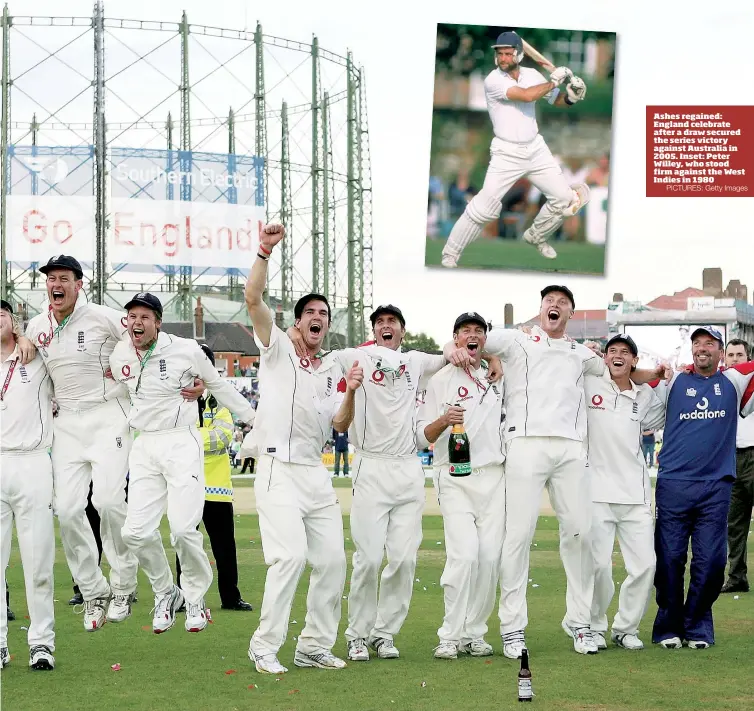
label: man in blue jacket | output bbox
[652,327,754,649]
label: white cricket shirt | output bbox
[585,370,666,505]
[334,345,445,457]
[737,413,754,448]
[416,362,505,469]
[25,293,128,411]
[484,325,606,442]
[484,66,551,144]
[110,331,255,433]
[0,345,53,452]
[249,324,345,466]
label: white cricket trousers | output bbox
[590,502,655,636]
[434,464,505,643]
[121,427,212,604]
[499,437,592,634]
[444,134,573,258]
[250,456,346,656]
[53,398,137,599]
[345,452,425,642]
[0,451,55,651]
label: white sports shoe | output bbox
[441,254,458,268]
[502,630,526,659]
[659,636,682,649]
[184,599,208,633]
[152,586,184,634]
[29,645,55,671]
[1,647,10,669]
[561,621,599,655]
[249,648,288,674]
[687,640,710,649]
[522,229,558,259]
[433,641,459,659]
[592,631,608,650]
[369,636,400,659]
[459,638,494,657]
[612,632,644,650]
[294,649,347,669]
[107,594,133,623]
[83,595,110,632]
[347,638,370,661]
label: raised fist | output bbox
[258,222,286,251]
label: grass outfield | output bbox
[425,238,606,275]
[3,516,753,711]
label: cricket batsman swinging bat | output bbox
[521,39,556,73]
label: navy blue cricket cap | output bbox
[606,333,638,357]
[453,311,489,333]
[0,299,13,314]
[370,304,405,328]
[39,255,83,280]
[124,292,163,319]
[690,326,724,346]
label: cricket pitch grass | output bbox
[3,516,753,711]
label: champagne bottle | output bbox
[448,423,471,476]
[518,648,532,702]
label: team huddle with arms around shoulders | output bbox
[2,226,754,675]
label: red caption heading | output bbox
[646,106,754,197]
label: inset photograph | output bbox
[426,24,616,274]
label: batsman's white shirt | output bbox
[737,408,754,447]
[110,332,256,430]
[250,324,344,464]
[484,325,605,442]
[585,371,666,505]
[417,363,505,468]
[484,66,553,144]
[334,345,445,456]
[25,294,128,411]
[1,346,53,451]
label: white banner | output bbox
[7,195,264,269]
[585,186,608,245]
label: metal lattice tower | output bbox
[1,7,372,343]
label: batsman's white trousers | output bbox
[345,452,425,642]
[0,451,55,651]
[434,464,505,643]
[121,427,212,604]
[250,456,346,656]
[590,502,655,636]
[53,398,137,599]
[499,436,592,634]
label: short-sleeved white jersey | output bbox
[416,362,505,469]
[0,345,53,452]
[110,331,255,433]
[249,325,345,466]
[585,370,666,505]
[484,325,606,442]
[26,293,128,411]
[484,66,550,144]
[333,345,445,457]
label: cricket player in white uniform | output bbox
[245,224,364,675]
[288,304,499,661]
[23,255,140,630]
[441,31,589,267]
[0,300,56,671]
[446,286,663,657]
[110,292,256,635]
[584,334,666,651]
[418,312,506,660]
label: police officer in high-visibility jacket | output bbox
[175,344,253,612]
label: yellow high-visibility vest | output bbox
[198,406,234,503]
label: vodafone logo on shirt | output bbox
[371,370,386,386]
[588,394,605,411]
[456,385,472,403]
[680,396,726,420]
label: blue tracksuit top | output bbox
[658,370,738,482]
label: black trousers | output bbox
[176,500,241,607]
[726,448,754,586]
[240,457,255,474]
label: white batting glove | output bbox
[549,66,573,86]
[566,76,587,102]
